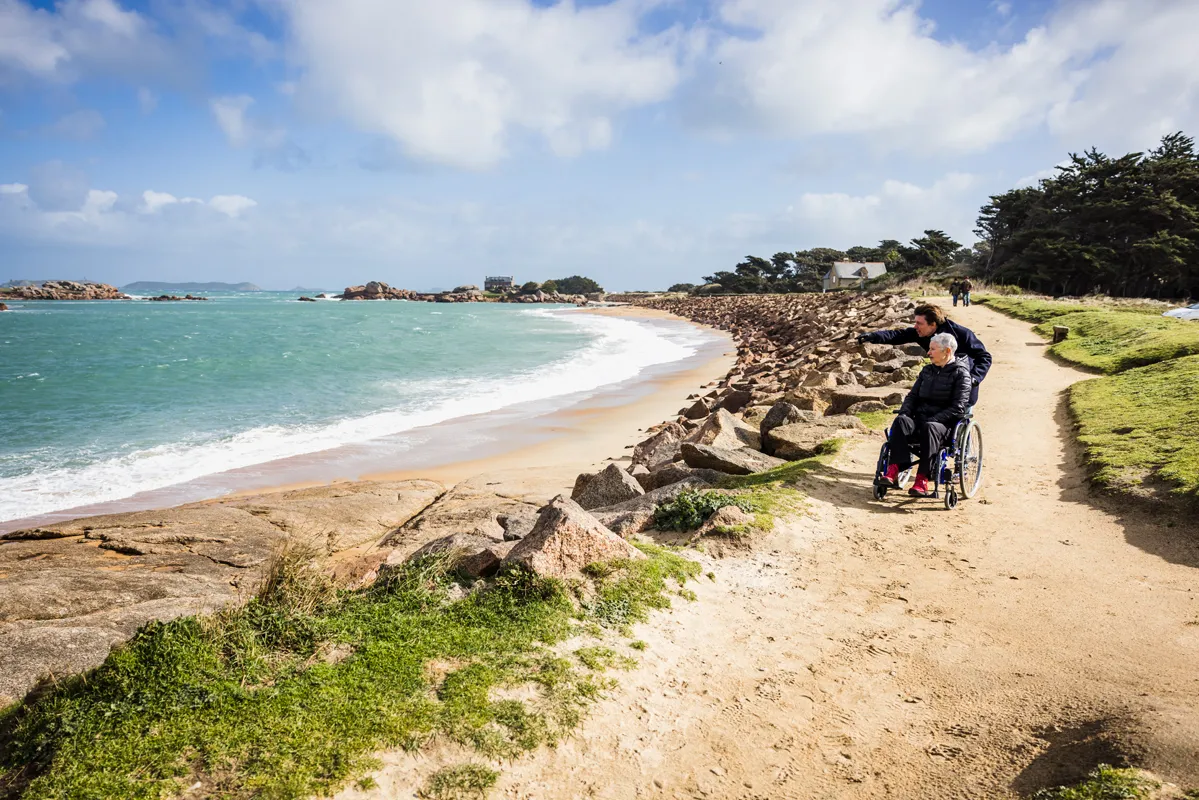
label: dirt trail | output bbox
[357,304,1199,799]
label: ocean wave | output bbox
[0,311,705,523]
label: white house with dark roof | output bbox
[822,262,887,292]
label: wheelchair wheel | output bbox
[873,484,887,501]
[944,488,958,510]
[957,421,984,498]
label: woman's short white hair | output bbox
[930,332,958,354]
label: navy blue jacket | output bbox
[863,319,992,405]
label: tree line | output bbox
[668,231,968,294]
[668,131,1199,301]
[976,131,1199,298]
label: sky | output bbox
[2,0,1198,292]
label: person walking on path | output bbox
[857,303,992,405]
[949,280,962,306]
[960,278,973,306]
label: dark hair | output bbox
[914,304,946,326]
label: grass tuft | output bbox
[419,763,498,800]
[652,489,760,532]
[1031,764,1156,799]
[0,545,698,799]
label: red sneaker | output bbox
[880,463,900,487]
[908,473,932,498]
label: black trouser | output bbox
[888,414,951,477]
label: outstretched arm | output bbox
[860,326,919,346]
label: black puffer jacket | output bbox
[899,356,972,424]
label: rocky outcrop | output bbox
[148,294,209,301]
[571,462,645,510]
[698,505,755,537]
[339,281,418,301]
[502,496,645,580]
[406,533,514,578]
[686,408,761,452]
[0,302,7,311]
[765,416,867,460]
[590,477,714,536]
[681,442,786,475]
[298,296,317,302]
[0,479,444,706]
[635,463,725,493]
[631,422,686,469]
[0,280,129,301]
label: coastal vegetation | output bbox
[0,546,698,798]
[977,132,1199,299]
[979,294,1199,503]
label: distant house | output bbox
[484,276,514,292]
[822,262,887,292]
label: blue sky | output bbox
[2,0,1197,291]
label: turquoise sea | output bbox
[0,293,715,525]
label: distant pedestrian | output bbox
[949,280,961,306]
[960,278,973,307]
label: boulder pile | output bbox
[573,291,926,508]
[0,281,129,301]
[148,294,208,302]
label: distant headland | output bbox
[122,281,262,292]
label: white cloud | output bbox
[140,189,178,213]
[0,0,175,83]
[208,194,257,217]
[697,0,1199,156]
[0,182,28,194]
[284,0,682,168]
[210,94,254,147]
[45,109,105,140]
[787,172,981,247]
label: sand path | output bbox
[482,302,1199,798]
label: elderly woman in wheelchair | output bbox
[873,332,984,509]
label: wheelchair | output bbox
[871,412,984,510]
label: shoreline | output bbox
[0,305,733,532]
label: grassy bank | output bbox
[0,546,699,799]
[978,293,1198,507]
[975,295,1165,324]
[1070,355,1199,500]
[1032,311,1199,373]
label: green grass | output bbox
[1032,764,1156,799]
[976,296,1163,324]
[0,547,699,799]
[419,763,499,800]
[1069,355,1199,500]
[1032,311,1199,373]
[853,408,900,431]
[651,489,760,532]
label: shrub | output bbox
[667,283,696,293]
[540,279,558,294]
[548,275,603,294]
[652,489,757,531]
[519,281,541,294]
